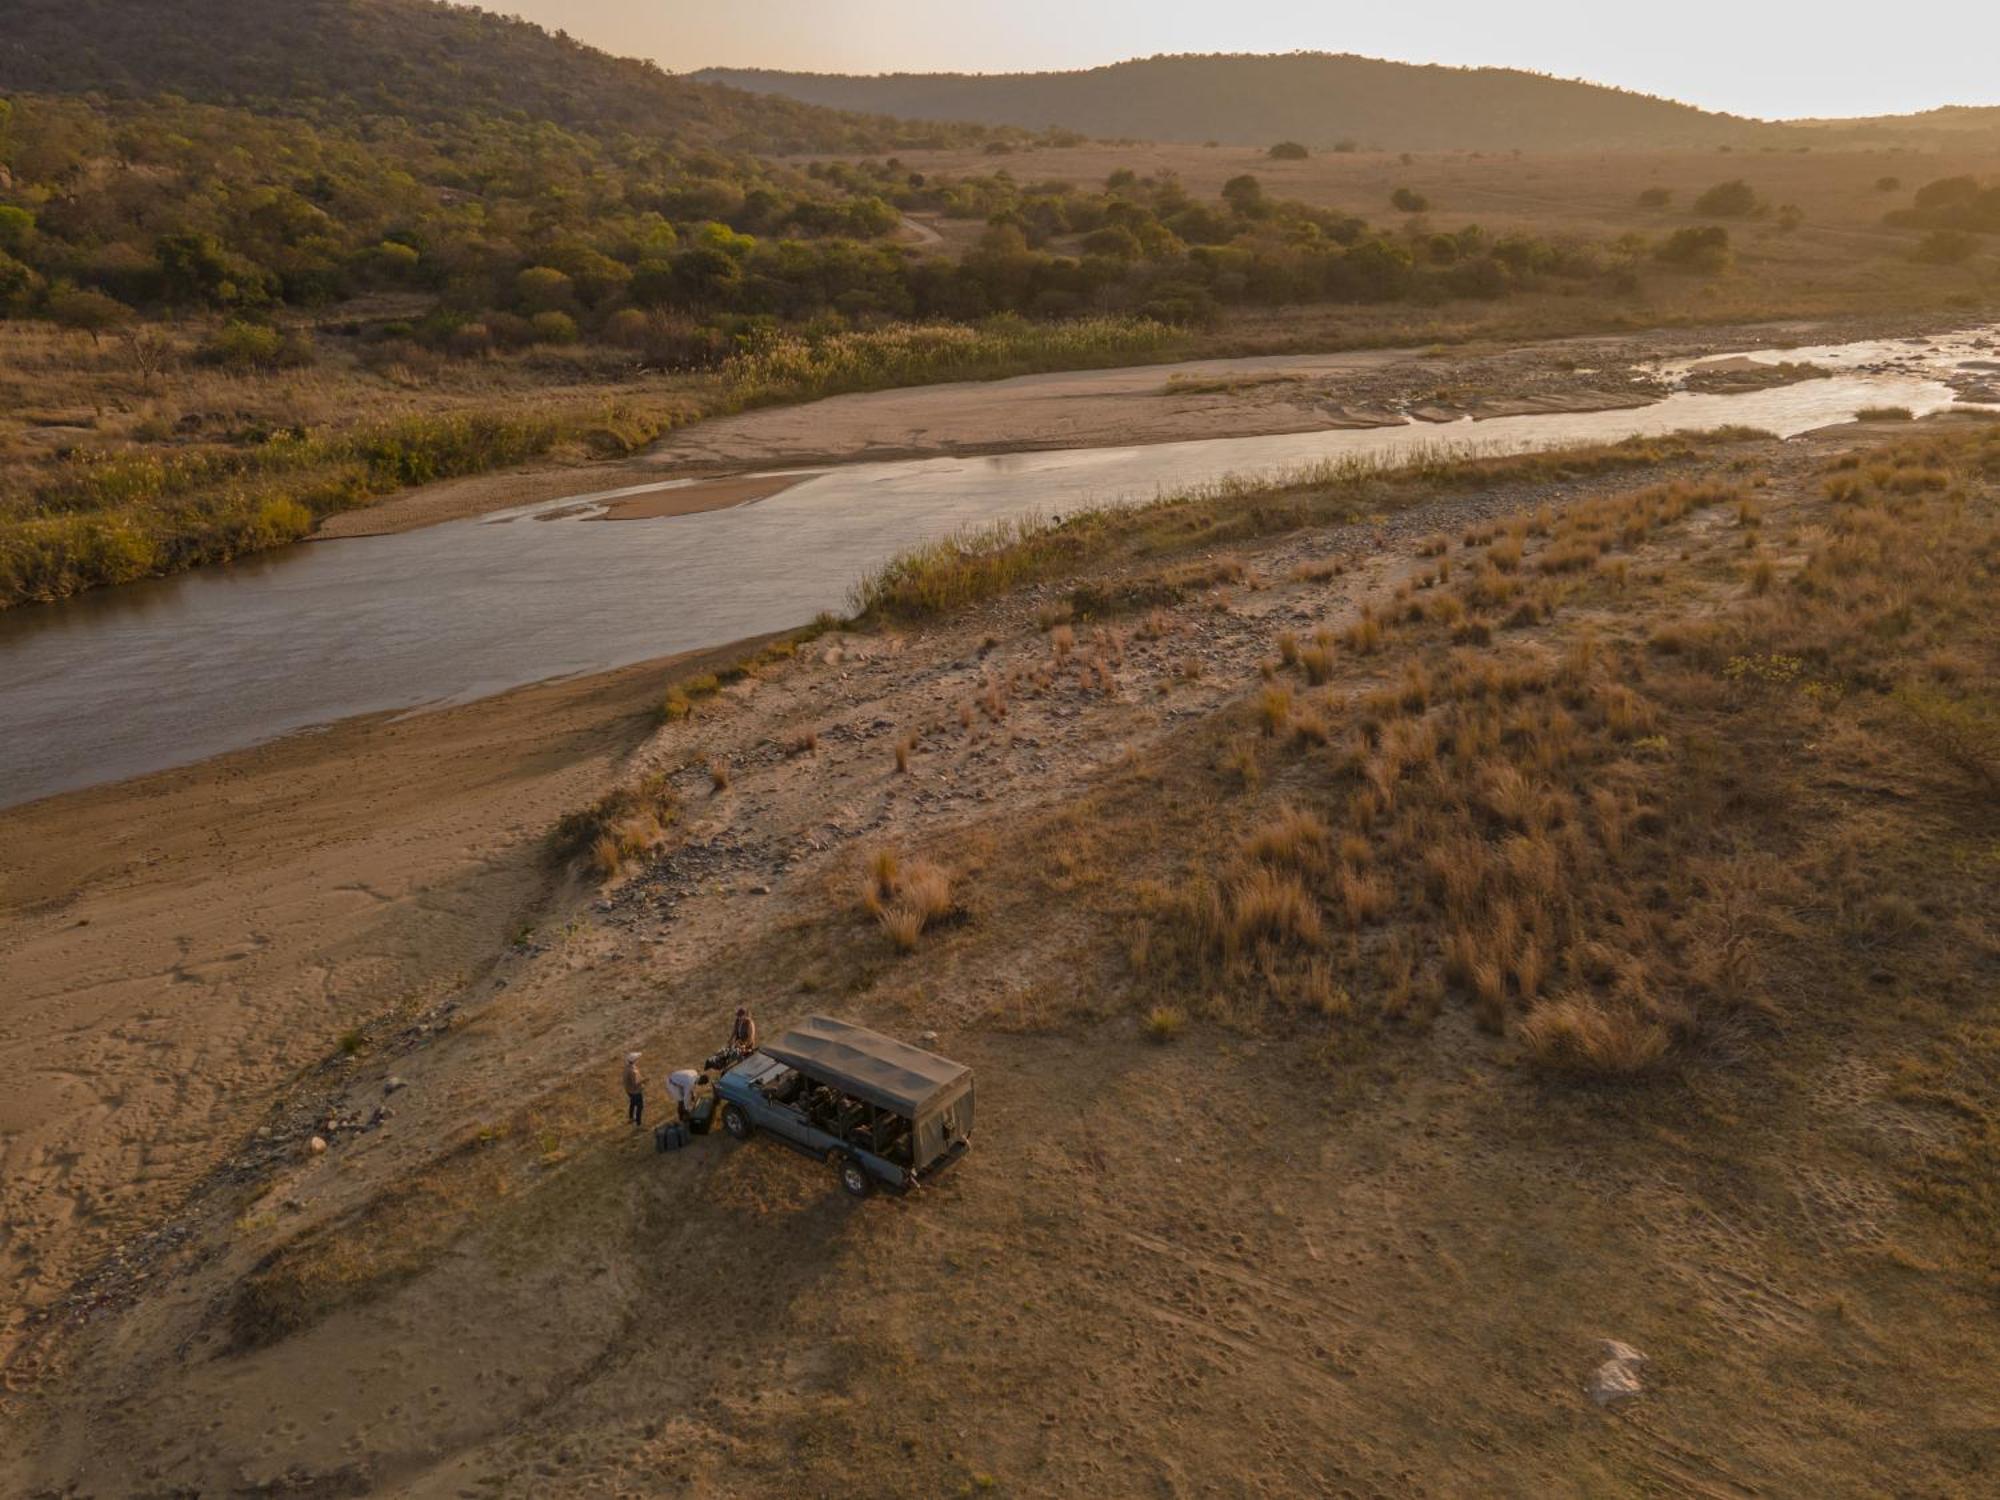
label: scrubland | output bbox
[7,412,1996,1496]
[6,144,1996,608]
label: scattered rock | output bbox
[307,1136,327,1156]
[920,1030,940,1043]
[384,1075,408,1094]
[1587,1340,1648,1406]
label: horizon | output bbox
[503,0,2000,122]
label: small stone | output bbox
[307,1136,327,1156]
[384,1076,408,1094]
[749,883,771,896]
[920,1030,940,1043]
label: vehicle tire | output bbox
[721,1103,752,1141]
[838,1155,873,1199]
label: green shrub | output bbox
[197,320,313,371]
[529,310,579,345]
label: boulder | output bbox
[1588,1339,1648,1406]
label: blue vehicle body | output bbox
[713,1017,973,1195]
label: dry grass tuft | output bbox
[862,851,959,952]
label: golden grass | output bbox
[1126,423,1999,1080]
[862,850,959,952]
[552,771,677,880]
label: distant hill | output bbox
[0,0,997,153]
[1792,105,2000,148]
[694,53,1787,153]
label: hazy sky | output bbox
[502,1,1998,120]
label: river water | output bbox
[2,327,1994,808]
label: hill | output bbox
[0,0,996,153]
[694,52,1784,153]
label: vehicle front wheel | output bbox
[721,1103,752,1141]
[838,1156,873,1199]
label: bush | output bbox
[1654,225,1732,273]
[1693,179,1761,217]
[1390,187,1430,213]
[1914,229,1980,265]
[196,319,314,370]
[529,310,579,345]
[1635,187,1672,208]
[1267,141,1309,160]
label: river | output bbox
[1,326,1994,808]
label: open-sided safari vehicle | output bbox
[714,1016,973,1196]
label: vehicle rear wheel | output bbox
[838,1156,873,1198]
[721,1103,752,1141]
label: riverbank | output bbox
[0,635,773,1377]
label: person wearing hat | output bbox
[622,1051,645,1129]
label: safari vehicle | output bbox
[714,1015,973,1197]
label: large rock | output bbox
[1588,1340,1648,1406]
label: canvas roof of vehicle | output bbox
[760,1015,969,1118]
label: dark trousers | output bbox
[627,1091,644,1126]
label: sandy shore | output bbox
[296,318,1922,547]
[0,638,766,1376]
[589,472,810,520]
[307,337,1707,541]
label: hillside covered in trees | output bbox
[695,53,1783,153]
[0,0,1005,155]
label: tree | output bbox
[0,205,33,255]
[49,287,131,344]
[513,265,574,312]
[1221,174,1265,217]
[155,232,240,306]
[1267,141,1309,160]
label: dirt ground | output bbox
[4,414,1995,1496]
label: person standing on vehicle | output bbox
[623,1051,645,1129]
[730,1007,758,1056]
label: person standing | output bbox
[623,1051,645,1129]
